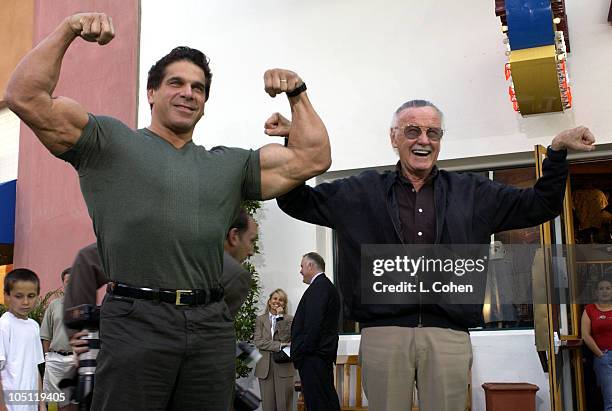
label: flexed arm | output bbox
[4,13,115,155]
[259,69,331,199]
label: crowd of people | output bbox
[0,9,606,411]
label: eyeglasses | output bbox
[395,124,444,141]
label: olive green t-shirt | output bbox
[58,114,261,290]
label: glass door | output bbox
[532,145,585,411]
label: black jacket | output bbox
[278,147,568,331]
[291,274,341,367]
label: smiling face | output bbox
[147,60,207,138]
[390,106,442,180]
[5,280,39,319]
[267,291,287,315]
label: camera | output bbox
[234,341,262,411]
[62,304,100,411]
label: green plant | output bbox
[235,200,263,378]
[29,288,63,324]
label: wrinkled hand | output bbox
[264,69,303,98]
[551,126,596,152]
[264,112,292,137]
[67,13,115,45]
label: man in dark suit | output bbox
[291,252,341,411]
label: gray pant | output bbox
[92,296,235,411]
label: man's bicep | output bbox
[259,143,303,199]
[18,95,89,155]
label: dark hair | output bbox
[392,99,444,126]
[303,252,325,272]
[60,267,71,282]
[228,208,250,236]
[4,268,40,295]
[147,46,213,102]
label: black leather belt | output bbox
[107,282,224,306]
[51,350,73,356]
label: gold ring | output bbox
[280,79,287,82]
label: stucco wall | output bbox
[13,0,140,293]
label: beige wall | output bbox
[0,0,34,102]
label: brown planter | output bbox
[482,383,539,411]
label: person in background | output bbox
[0,269,46,411]
[222,209,259,318]
[291,252,340,411]
[41,268,75,411]
[582,278,612,410]
[254,289,294,411]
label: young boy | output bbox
[0,269,45,411]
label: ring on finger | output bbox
[280,79,288,83]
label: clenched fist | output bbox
[551,126,596,152]
[264,112,291,137]
[67,13,115,45]
[264,69,303,98]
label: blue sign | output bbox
[506,0,555,50]
[0,180,16,244]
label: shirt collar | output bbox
[395,162,438,187]
[310,272,325,284]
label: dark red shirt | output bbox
[394,164,437,244]
[586,304,612,350]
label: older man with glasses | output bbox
[272,99,596,411]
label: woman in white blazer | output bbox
[254,289,295,411]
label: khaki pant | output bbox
[359,326,472,411]
[258,360,294,411]
[43,352,75,407]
